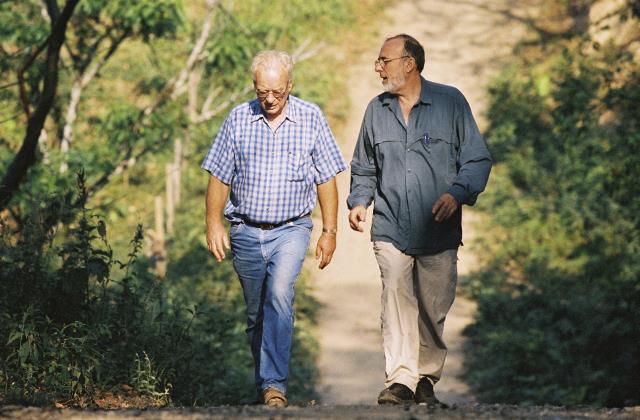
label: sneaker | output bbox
[414,377,448,407]
[262,387,287,408]
[377,383,414,405]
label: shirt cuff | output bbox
[447,184,467,206]
[347,195,371,210]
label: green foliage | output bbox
[0,173,318,406]
[1,0,383,406]
[463,12,640,407]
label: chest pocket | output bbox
[373,127,405,169]
[418,129,459,181]
[287,151,310,181]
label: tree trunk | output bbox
[0,0,80,209]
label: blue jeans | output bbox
[230,216,312,394]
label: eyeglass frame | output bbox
[255,88,289,100]
[374,55,410,69]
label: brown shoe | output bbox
[377,383,414,405]
[414,377,448,408]
[262,387,287,408]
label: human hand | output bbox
[206,221,230,262]
[432,193,459,222]
[315,232,336,269]
[348,206,367,232]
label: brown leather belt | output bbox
[238,213,310,230]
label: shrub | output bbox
[463,37,640,407]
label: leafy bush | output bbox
[463,26,640,407]
[0,174,318,406]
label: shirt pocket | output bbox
[419,129,458,183]
[373,137,404,168]
[287,150,310,181]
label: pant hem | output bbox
[385,375,418,392]
[261,384,287,394]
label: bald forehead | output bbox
[255,64,288,80]
[380,38,405,57]
[254,65,290,90]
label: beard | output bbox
[382,72,407,93]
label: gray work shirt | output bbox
[347,78,492,255]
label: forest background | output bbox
[0,0,638,410]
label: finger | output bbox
[445,204,457,220]
[207,239,220,259]
[435,203,448,222]
[210,243,221,261]
[356,209,366,232]
[213,238,226,261]
[349,213,359,231]
[213,246,223,262]
[223,234,230,250]
[316,242,322,260]
[319,251,329,269]
[432,198,444,215]
[320,249,334,269]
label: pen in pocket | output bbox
[421,131,432,146]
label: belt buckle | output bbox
[260,223,277,230]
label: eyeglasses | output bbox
[375,55,409,68]
[256,89,288,100]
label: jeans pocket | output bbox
[291,216,313,231]
[230,222,245,236]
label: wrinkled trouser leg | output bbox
[415,248,458,384]
[374,241,457,391]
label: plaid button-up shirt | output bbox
[202,95,347,224]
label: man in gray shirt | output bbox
[347,34,491,405]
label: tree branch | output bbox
[85,3,223,197]
[17,35,51,119]
[170,0,219,100]
[60,30,130,172]
[44,0,60,23]
[0,0,80,210]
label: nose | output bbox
[265,92,278,103]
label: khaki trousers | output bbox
[373,241,458,391]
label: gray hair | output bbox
[251,50,294,81]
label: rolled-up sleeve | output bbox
[347,109,377,209]
[311,110,347,184]
[447,97,492,205]
[201,116,235,184]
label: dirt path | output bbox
[309,0,529,405]
[4,404,637,419]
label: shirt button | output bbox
[407,168,412,172]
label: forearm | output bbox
[317,177,338,231]
[451,98,493,205]
[448,157,492,205]
[347,173,376,209]
[206,175,230,229]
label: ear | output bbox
[287,79,293,91]
[404,56,415,73]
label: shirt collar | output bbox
[249,96,298,123]
[380,77,433,106]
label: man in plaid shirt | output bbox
[202,50,346,407]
